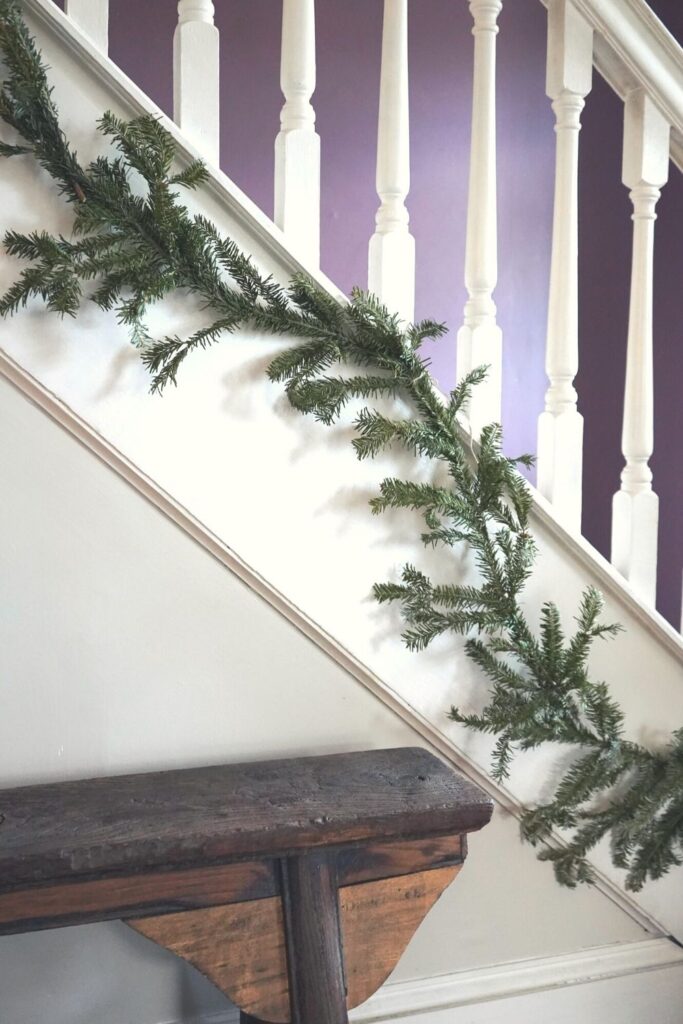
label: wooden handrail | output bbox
[541,0,683,170]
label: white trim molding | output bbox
[540,0,683,171]
[162,939,683,1024]
[352,939,683,1021]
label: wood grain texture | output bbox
[337,834,462,886]
[0,860,276,934]
[130,864,460,1021]
[0,834,463,935]
[0,749,491,889]
[341,865,459,1008]
[281,852,348,1024]
[131,896,290,1021]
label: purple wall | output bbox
[52,0,682,628]
[101,0,553,467]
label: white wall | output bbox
[0,377,664,1024]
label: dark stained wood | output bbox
[340,865,459,1007]
[2,749,492,1021]
[0,748,492,889]
[132,898,290,1022]
[0,860,276,935]
[0,834,463,935]
[130,864,460,1022]
[281,852,348,1024]
[337,834,462,886]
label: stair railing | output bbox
[369,0,415,325]
[173,0,219,166]
[57,0,683,627]
[64,0,107,52]
[537,0,593,535]
[537,0,680,615]
[456,0,503,437]
[275,0,320,266]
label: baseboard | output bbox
[351,937,683,1020]
[162,938,683,1024]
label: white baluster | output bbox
[368,0,415,323]
[173,1,220,166]
[275,0,320,267]
[65,0,108,52]
[457,0,502,437]
[611,89,670,606]
[537,0,592,533]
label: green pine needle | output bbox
[1,0,682,893]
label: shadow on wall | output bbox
[48,0,683,628]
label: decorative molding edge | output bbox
[539,0,683,172]
[162,939,683,1024]
[528,479,683,659]
[352,938,683,1021]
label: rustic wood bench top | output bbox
[0,747,492,889]
[0,747,493,1023]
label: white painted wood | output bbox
[361,967,683,1023]
[611,89,670,606]
[536,0,592,533]
[274,0,320,268]
[173,0,220,166]
[354,939,683,1022]
[456,0,503,437]
[12,4,683,721]
[32,0,683,655]
[65,0,107,52]
[24,0,337,293]
[566,0,683,162]
[368,0,415,323]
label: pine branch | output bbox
[1,2,682,892]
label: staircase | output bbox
[1,0,683,1021]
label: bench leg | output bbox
[281,851,348,1024]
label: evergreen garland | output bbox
[2,0,682,891]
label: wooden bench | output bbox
[0,747,492,1023]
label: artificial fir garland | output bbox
[1,0,682,891]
